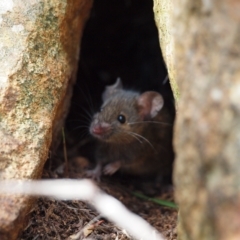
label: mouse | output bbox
[86,78,174,181]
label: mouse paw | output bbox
[85,164,102,182]
[103,161,121,175]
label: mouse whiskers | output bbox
[123,131,143,144]
[125,130,156,151]
[128,121,172,126]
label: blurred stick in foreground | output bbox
[0,179,164,240]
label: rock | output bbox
[171,1,240,240]
[153,0,179,102]
[0,0,92,239]
[154,0,240,239]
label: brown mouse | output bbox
[86,78,174,180]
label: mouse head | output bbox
[90,79,164,143]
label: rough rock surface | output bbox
[0,0,92,239]
[153,0,179,101]
[171,1,240,240]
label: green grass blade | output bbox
[133,192,178,209]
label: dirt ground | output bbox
[20,155,177,240]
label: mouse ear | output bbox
[102,78,123,101]
[137,91,164,119]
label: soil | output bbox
[20,155,177,240]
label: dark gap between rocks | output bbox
[20,1,177,239]
[65,0,175,166]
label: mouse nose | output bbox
[91,123,110,136]
[92,126,105,135]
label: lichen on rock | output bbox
[0,0,93,239]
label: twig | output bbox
[0,179,165,240]
[62,127,69,178]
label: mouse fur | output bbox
[87,78,174,180]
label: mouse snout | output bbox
[91,122,111,136]
[92,125,104,135]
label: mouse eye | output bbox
[117,114,126,124]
